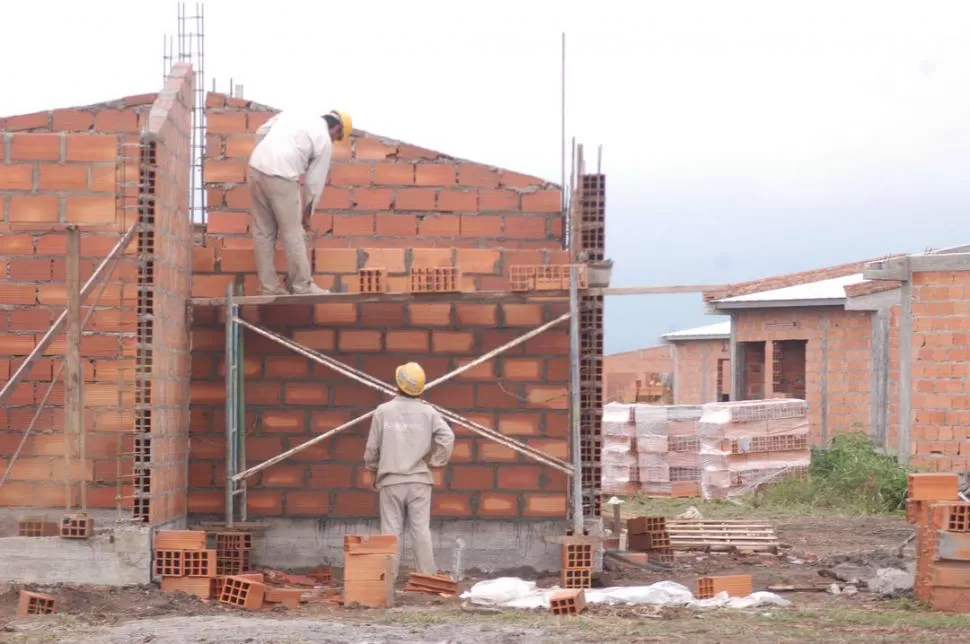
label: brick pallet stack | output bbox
[601,403,638,495]
[633,405,703,497]
[907,473,970,612]
[697,399,810,499]
[343,535,397,608]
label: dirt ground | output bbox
[3,511,969,643]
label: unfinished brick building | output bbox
[661,321,731,404]
[603,345,671,402]
[0,65,605,581]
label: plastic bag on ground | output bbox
[460,577,792,611]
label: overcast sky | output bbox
[4,1,970,353]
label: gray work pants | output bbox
[248,168,312,293]
[379,482,436,575]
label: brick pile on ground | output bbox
[626,516,673,563]
[908,473,970,612]
[342,535,397,608]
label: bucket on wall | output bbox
[587,259,614,288]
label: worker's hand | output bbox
[302,204,313,232]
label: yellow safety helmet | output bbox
[329,110,353,143]
[395,362,426,397]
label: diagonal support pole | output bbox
[232,312,573,482]
[0,224,138,407]
[234,317,573,474]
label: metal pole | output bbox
[65,226,81,511]
[232,314,575,482]
[569,265,583,533]
[232,319,572,475]
[224,282,236,528]
[0,225,137,406]
[236,282,247,522]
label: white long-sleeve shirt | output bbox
[363,396,455,489]
[248,111,333,213]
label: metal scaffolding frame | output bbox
[219,283,581,529]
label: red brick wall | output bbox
[0,97,155,511]
[202,92,562,266]
[908,272,970,471]
[193,93,569,520]
[0,66,196,526]
[138,64,195,525]
[672,340,729,404]
[733,307,872,445]
[604,345,672,402]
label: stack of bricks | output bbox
[561,537,593,589]
[633,404,702,497]
[626,516,674,564]
[155,529,218,599]
[697,399,811,499]
[907,472,970,611]
[608,400,810,499]
[214,531,253,577]
[343,534,397,608]
[601,403,638,495]
[0,65,195,528]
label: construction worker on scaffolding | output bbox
[247,109,353,296]
[364,362,455,575]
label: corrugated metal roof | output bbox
[715,273,866,303]
[662,320,731,340]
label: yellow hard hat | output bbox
[395,362,426,397]
[329,110,352,143]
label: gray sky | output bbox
[4,1,970,353]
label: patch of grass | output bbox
[752,432,909,516]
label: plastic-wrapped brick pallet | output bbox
[698,399,811,500]
[602,403,638,495]
[633,405,703,496]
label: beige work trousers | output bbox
[379,482,436,576]
[248,168,312,294]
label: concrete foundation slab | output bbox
[0,511,151,586]
[215,517,571,575]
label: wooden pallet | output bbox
[665,520,779,552]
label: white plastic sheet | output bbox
[459,577,793,611]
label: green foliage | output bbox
[753,431,909,515]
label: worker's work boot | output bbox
[259,285,288,296]
[290,283,330,296]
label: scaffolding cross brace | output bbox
[221,284,576,528]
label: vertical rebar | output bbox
[568,266,583,534]
[561,32,566,228]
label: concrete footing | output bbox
[0,509,151,586]
[217,517,572,575]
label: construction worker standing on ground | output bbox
[247,109,352,295]
[364,362,455,575]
